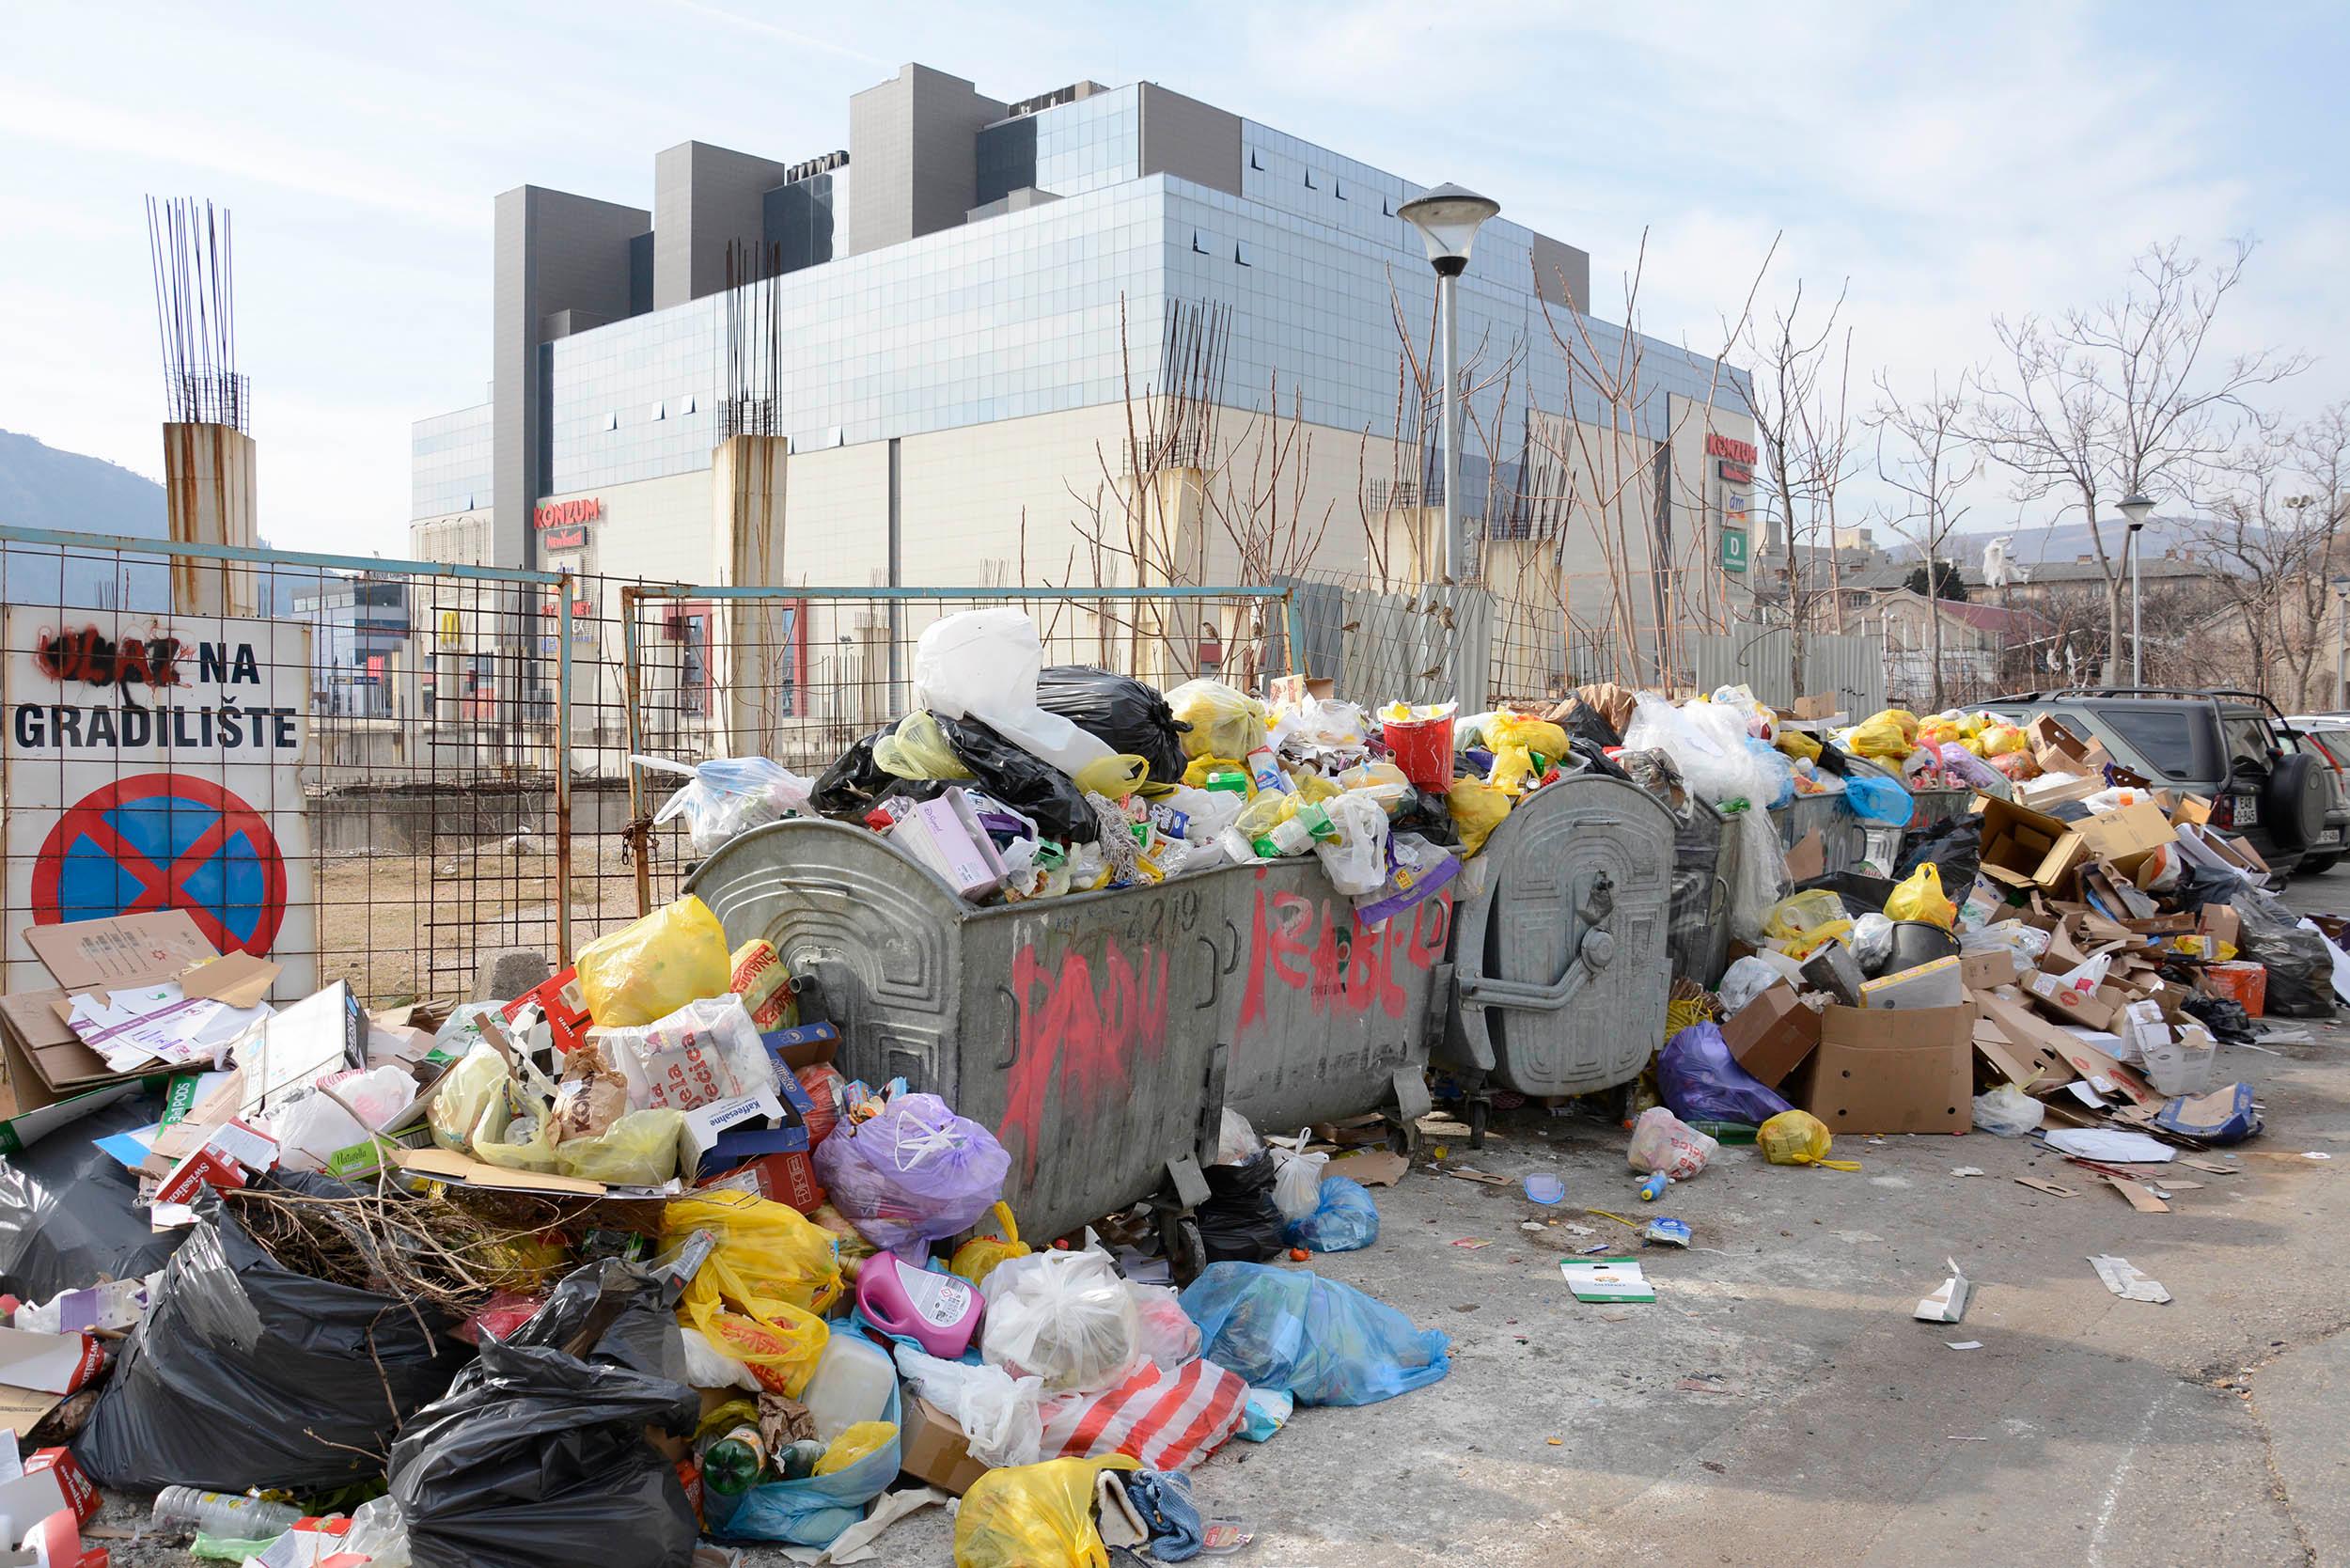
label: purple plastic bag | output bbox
[1937,743,2005,792]
[811,1092,1011,1251]
[1657,1023,1794,1125]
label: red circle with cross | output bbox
[29,773,288,956]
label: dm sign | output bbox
[4,609,316,991]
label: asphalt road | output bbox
[98,876,2350,1567]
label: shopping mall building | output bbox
[408,64,1756,700]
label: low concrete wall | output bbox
[308,776,640,856]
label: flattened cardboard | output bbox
[1327,1150,1409,1187]
[396,1147,609,1198]
[1801,1003,1974,1136]
[24,912,215,999]
[180,952,280,1011]
[1720,986,1821,1089]
[1784,828,1825,883]
[2108,1176,2170,1214]
[1970,1004,2074,1092]
[898,1396,992,1496]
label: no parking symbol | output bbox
[31,773,289,956]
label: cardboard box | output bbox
[1860,956,1965,1011]
[1800,1004,1973,1136]
[2025,970,2121,1031]
[1792,692,1841,721]
[0,1329,106,1396]
[1959,948,2021,991]
[502,967,592,1057]
[899,1395,993,1495]
[2074,802,2177,869]
[892,792,1005,899]
[1719,986,1820,1089]
[1975,795,2087,895]
[26,1448,97,1527]
[697,1150,824,1213]
[23,912,217,1001]
[2200,903,2241,951]
[2013,772,2101,811]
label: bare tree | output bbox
[1975,239,2310,680]
[1870,368,1982,710]
[1736,267,1856,697]
[2186,402,2350,710]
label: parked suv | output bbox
[1979,688,2348,876]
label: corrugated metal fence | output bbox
[1691,626,1885,714]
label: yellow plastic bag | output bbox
[1182,755,1251,794]
[1292,771,1340,806]
[1885,863,1957,929]
[954,1455,1143,1568]
[1072,754,1149,797]
[874,710,975,781]
[1980,723,2027,757]
[1774,729,1822,764]
[1167,680,1270,761]
[1844,713,1912,761]
[1758,1109,1860,1170]
[1484,713,1570,763]
[664,1189,844,1315]
[948,1201,1030,1289]
[1446,776,1512,857]
[1762,887,1855,961]
[814,1421,897,1477]
[553,1108,686,1185]
[574,895,730,1027]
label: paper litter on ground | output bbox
[2045,1128,2175,1164]
[2089,1255,2171,1303]
[1560,1257,1654,1303]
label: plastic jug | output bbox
[150,1488,303,1539]
[799,1332,896,1442]
[856,1249,984,1358]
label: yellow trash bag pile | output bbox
[663,1189,841,1395]
[955,1455,1143,1568]
[1774,728,1823,763]
[1446,777,1512,857]
[1885,863,1957,929]
[574,894,730,1027]
[1759,1109,1861,1170]
[1841,709,1919,762]
[1167,680,1270,761]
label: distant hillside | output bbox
[0,430,303,614]
[1904,515,2224,570]
[0,430,170,608]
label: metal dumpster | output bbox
[1214,856,1449,1140]
[687,820,1238,1255]
[1434,773,1679,1143]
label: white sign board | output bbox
[4,608,315,994]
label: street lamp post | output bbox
[2334,575,2350,711]
[2117,492,2154,685]
[1397,183,1500,585]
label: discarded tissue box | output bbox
[891,790,1007,898]
[1800,1004,1973,1136]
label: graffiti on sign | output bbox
[32,626,189,690]
[997,933,1171,1181]
[1236,880,1449,1033]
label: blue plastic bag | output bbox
[1843,774,1915,826]
[1657,1022,1794,1125]
[1284,1176,1379,1253]
[715,1379,901,1546]
[1744,737,1795,809]
[1180,1263,1449,1406]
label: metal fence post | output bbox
[556,571,575,960]
[619,585,651,917]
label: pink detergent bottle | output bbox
[855,1249,984,1357]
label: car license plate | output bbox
[2233,793,2259,826]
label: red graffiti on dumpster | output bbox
[1236,881,1449,1035]
[996,936,1171,1183]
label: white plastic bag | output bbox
[681,1325,761,1392]
[979,1250,1143,1395]
[1128,1282,1201,1370]
[1716,955,1785,1017]
[1622,695,1762,807]
[273,1065,419,1172]
[601,993,781,1112]
[1215,1107,1261,1166]
[894,1342,1045,1467]
[1727,806,1791,943]
[632,755,815,856]
[913,608,1112,776]
[1971,1084,2044,1137]
[1958,920,2050,963]
[1266,1130,1329,1221]
[1627,1106,1717,1180]
[1852,913,1896,972]
[1313,792,1391,897]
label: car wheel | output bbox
[2263,753,2327,851]
[2301,854,2342,876]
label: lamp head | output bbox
[2116,493,2155,532]
[1397,183,1501,277]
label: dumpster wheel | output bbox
[1157,1210,1207,1286]
[1465,1096,1491,1150]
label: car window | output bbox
[2223,714,2277,778]
[2084,704,2217,783]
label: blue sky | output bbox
[4,0,2344,555]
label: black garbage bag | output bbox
[388,1261,699,1568]
[1552,696,1623,752]
[1389,788,1460,848]
[1811,743,1854,777]
[1037,666,1190,785]
[809,724,946,822]
[933,713,1099,843]
[2231,891,2338,1018]
[1896,814,1981,885]
[2182,989,2256,1045]
[2171,861,2251,916]
[1197,1152,1287,1263]
[0,1089,186,1302]
[73,1176,463,1491]
[1568,736,1630,781]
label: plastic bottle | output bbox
[697,1422,768,1528]
[150,1489,303,1540]
[776,1438,828,1481]
[1637,1171,1670,1202]
[800,1333,896,1442]
[855,1250,984,1358]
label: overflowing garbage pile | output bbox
[0,865,1451,1565]
[650,607,1612,921]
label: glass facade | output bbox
[410,402,492,518]
[415,90,1747,527]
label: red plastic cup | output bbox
[1382,714,1457,792]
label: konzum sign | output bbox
[533,498,603,529]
